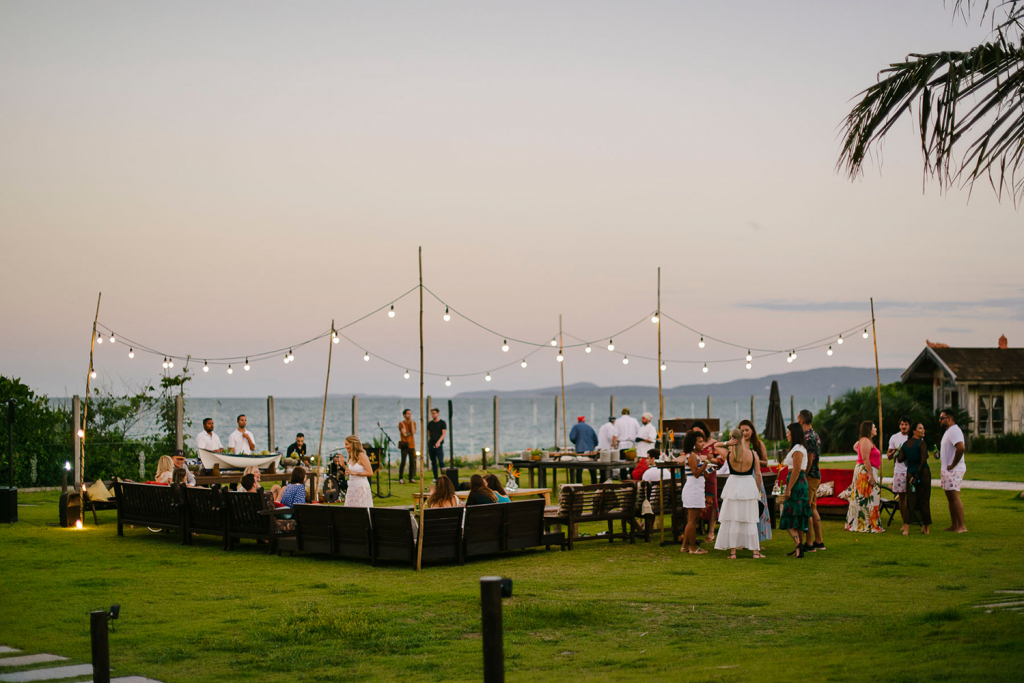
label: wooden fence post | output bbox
[493,396,500,460]
[175,395,184,451]
[352,395,359,438]
[267,396,276,452]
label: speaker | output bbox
[443,467,459,488]
[0,487,18,524]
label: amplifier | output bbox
[443,467,459,488]
[0,487,18,524]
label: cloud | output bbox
[739,298,1024,320]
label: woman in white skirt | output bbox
[679,430,712,554]
[715,428,765,558]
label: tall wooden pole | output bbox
[559,315,567,452]
[417,247,425,572]
[657,267,664,441]
[80,293,102,486]
[870,298,883,454]
[315,320,335,503]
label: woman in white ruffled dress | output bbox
[343,435,374,508]
[715,429,766,559]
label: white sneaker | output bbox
[398,479,405,484]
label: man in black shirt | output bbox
[287,433,307,463]
[426,408,447,483]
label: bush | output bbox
[968,433,1024,453]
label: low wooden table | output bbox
[410,487,551,511]
[194,473,290,486]
[506,458,634,488]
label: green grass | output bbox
[2,471,1023,682]
[825,452,1024,482]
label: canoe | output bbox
[198,448,282,471]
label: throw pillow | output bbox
[86,480,111,502]
[816,481,835,498]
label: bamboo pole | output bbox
[417,247,425,572]
[80,293,102,487]
[870,298,883,461]
[559,315,567,453]
[315,320,335,503]
[657,267,663,441]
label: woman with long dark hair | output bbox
[846,421,884,533]
[679,430,711,554]
[466,474,498,506]
[897,421,932,535]
[484,474,512,503]
[715,429,765,558]
[739,419,772,543]
[778,423,811,558]
[426,475,462,509]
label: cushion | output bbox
[556,484,582,518]
[816,481,835,498]
[86,480,111,502]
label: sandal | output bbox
[753,550,765,559]
[793,544,804,559]
[728,551,737,560]
[689,549,708,555]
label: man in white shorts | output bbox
[938,409,967,533]
[887,417,911,532]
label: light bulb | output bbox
[746,362,752,370]
[607,339,615,351]
[485,373,492,381]
[203,361,209,372]
[76,429,84,439]
[388,305,395,318]
[75,519,83,530]
[227,365,233,374]
[622,356,629,365]
[863,328,869,339]
[363,352,370,362]
[698,336,705,349]
[443,307,451,322]
[791,351,797,360]
[287,349,294,362]
[64,461,71,471]
[244,358,250,371]
[550,337,558,347]
[827,346,833,356]
[445,377,451,387]
[284,353,290,363]
[501,340,509,353]
[109,333,116,344]
[651,314,659,324]
[96,333,102,344]
[332,331,339,344]
[128,348,134,359]
[168,359,174,369]
[837,334,844,344]
[702,364,708,373]
[556,352,564,362]
[404,370,410,379]
[90,370,96,379]
[585,344,592,354]
[660,363,667,371]
[162,357,168,369]
[746,350,752,362]
[521,359,528,368]
[787,354,794,363]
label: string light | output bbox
[651,314,659,324]
[445,377,451,387]
[287,349,294,362]
[90,370,96,379]
[791,350,797,361]
[128,348,134,359]
[284,353,290,364]
[443,307,451,322]
[168,359,174,369]
[827,345,833,356]
[698,336,705,349]
[363,351,370,362]
[787,353,794,363]
[556,351,564,362]
[227,365,233,374]
[746,350,752,362]
[607,339,615,351]
[162,357,168,369]
[501,340,509,352]
[837,334,844,344]
[585,344,592,353]
[660,363,667,371]
[244,358,250,371]
[404,370,410,379]
[863,328,869,339]
[109,333,116,344]
[521,359,528,368]
[485,372,492,381]
[96,332,102,344]
[622,355,629,365]
[388,305,395,318]
[746,361,752,370]
[77,429,85,439]
[702,363,708,373]
[550,337,557,347]
[332,330,339,344]
[203,361,209,372]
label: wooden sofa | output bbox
[114,481,183,537]
[544,482,638,550]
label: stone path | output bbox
[0,646,160,683]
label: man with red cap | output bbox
[569,415,599,484]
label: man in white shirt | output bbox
[887,416,911,532]
[227,414,257,454]
[615,408,640,452]
[938,409,967,533]
[636,412,658,460]
[597,416,617,451]
[641,450,671,481]
[195,418,224,453]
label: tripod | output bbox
[374,422,396,499]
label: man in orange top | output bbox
[398,409,417,484]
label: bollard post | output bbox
[90,610,110,683]
[480,576,504,683]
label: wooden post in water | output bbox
[493,396,500,460]
[610,395,615,420]
[553,396,559,450]
[352,395,359,439]
[175,395,184,451]
[558,315,567,453]
[870,298,883,452]
[706,395,712,420]
[267,396,276,452]
[417,246,425,572]
[80,293,101,486]
[790,396,795,425]
[750,395,755,422]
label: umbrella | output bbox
[764,380,786,441]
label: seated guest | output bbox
[631,451,653,480]
[171,449,195,486]
[287,433,307,462]
[278,466,307,507]
[465,474,498,506]
[171,468,188,486]
[485,474,512,503]
[238,472,259,493]
[426,476,462,508]
[154,455,174,484]
[641,449,672,481]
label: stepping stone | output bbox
[108,678,163,683]
[0,650,20,655]
[0,655,66,668]
[0,664,91,682]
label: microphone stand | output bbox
[375,422,396,499]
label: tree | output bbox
[839,1,1024,204]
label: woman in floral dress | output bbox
[846,421,884,533]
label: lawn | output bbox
[825,452,1024,482]
[1,471,1022,683]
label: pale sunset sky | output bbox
[1,1,1021,398]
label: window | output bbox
[978,395,1005,435]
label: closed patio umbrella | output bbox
[764,380,786,441]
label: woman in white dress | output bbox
[343,435,374,508]
[715,429,765,559]
[678,430,712,554]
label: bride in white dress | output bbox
[343,435,374,508]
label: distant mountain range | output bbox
[454,366,903,398]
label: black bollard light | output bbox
[90,610,109,683]
[480,576,511,683]
[0,400,16,524]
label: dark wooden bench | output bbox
[420,507,464,566]
[464,504,506,559]
[222,490,293,555]
[637,479,685,543]
[183,486,227,548]
[114,481,183,538]
[277,505,375,560]
[506,498,564,552]
[370,507,418,566]
[543,482,638,550]
[332,507,375,560]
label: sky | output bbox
[2,1,1021,399]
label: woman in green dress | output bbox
[778,422,812,558]
[897,421,932,535]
